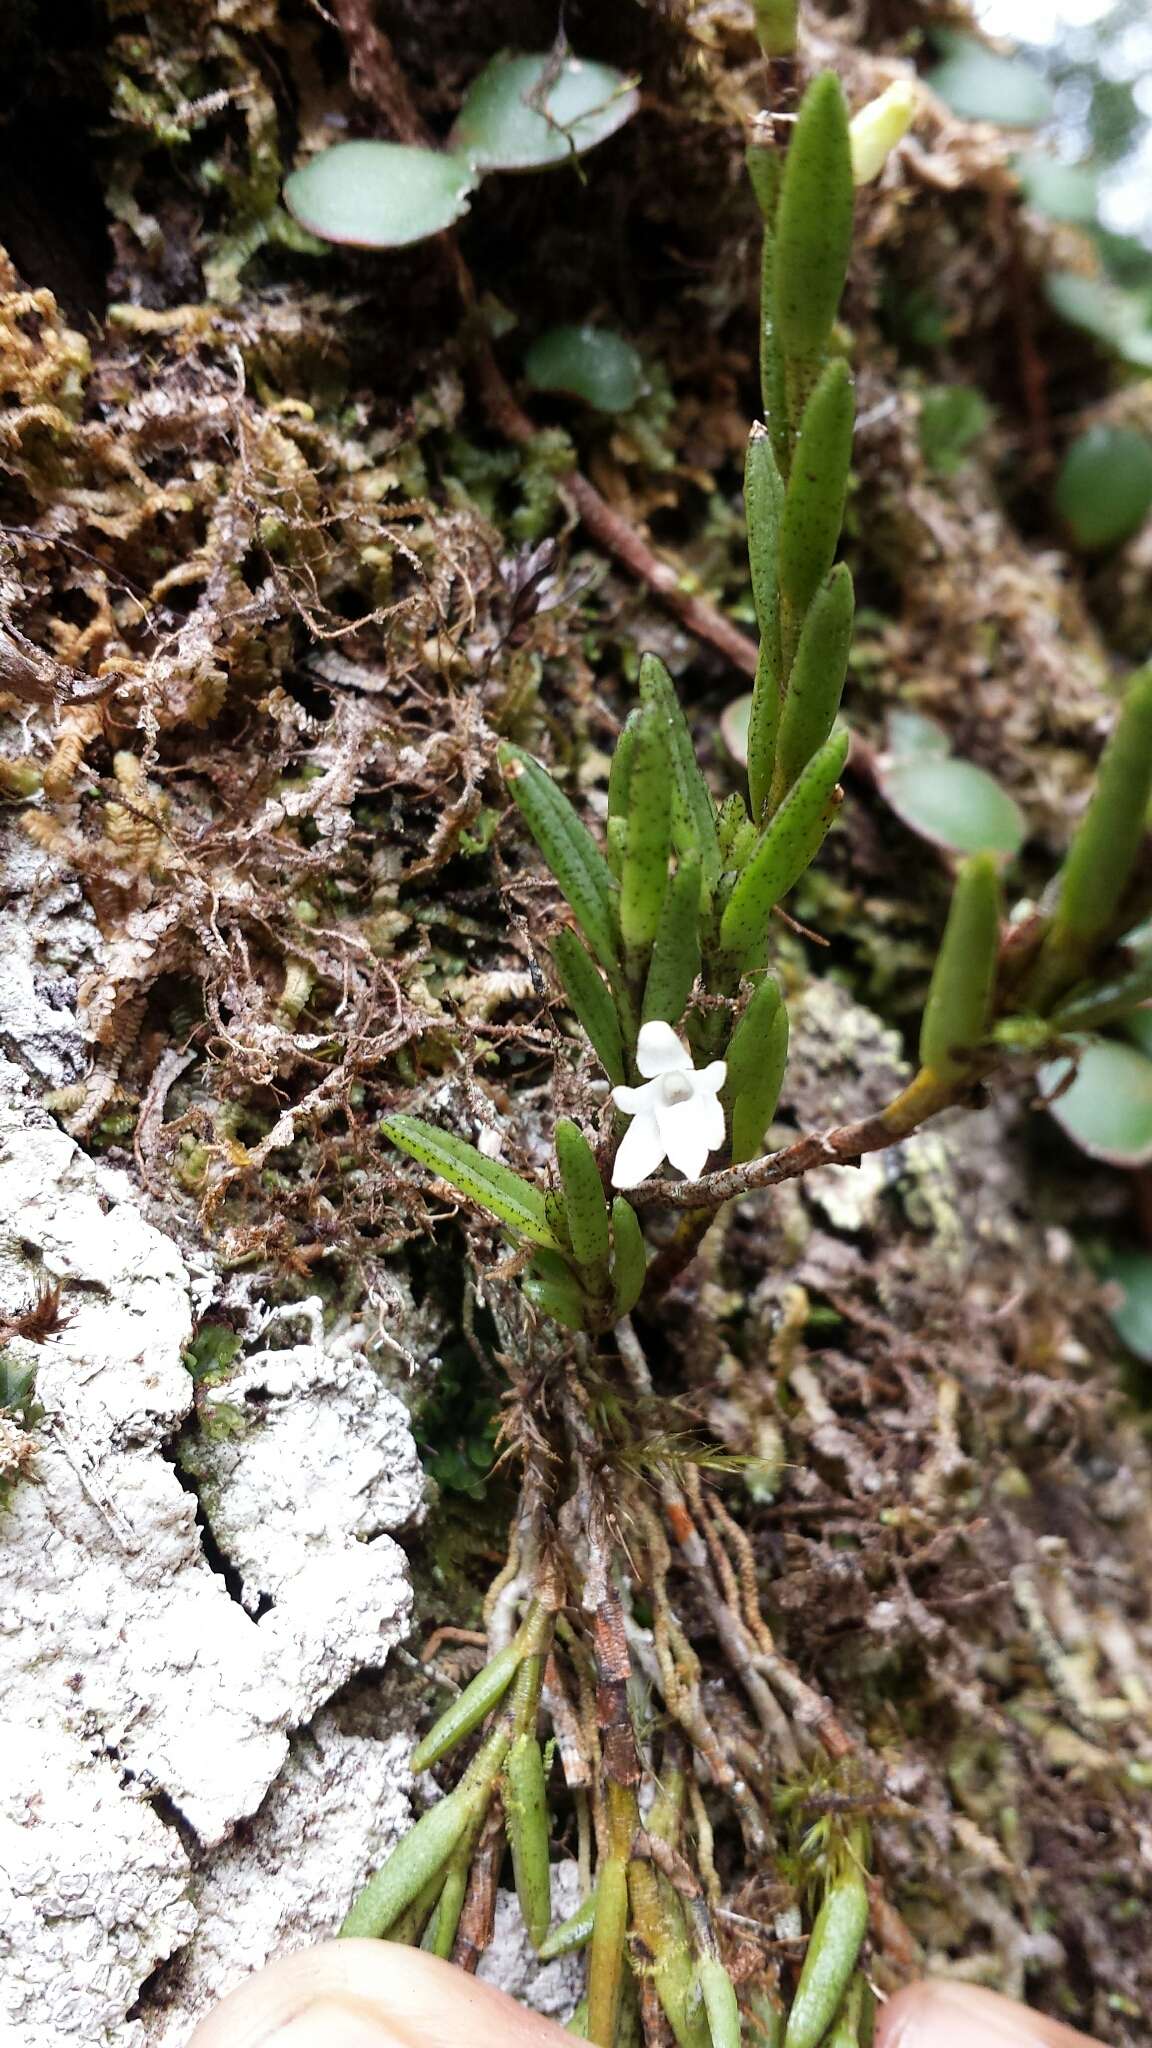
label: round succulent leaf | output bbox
[449,52,639,172]
[524,325,644,411]
[884,709,951,760]
[283,141,477,248]
[876,754,1026,860]
[1045,272,1152,369]
[1015,150,1098,225]
[927,32,1053,128]
[720,693,752,767]
[1054,427,1152,552]
[1039,1039,1152,1168]
[1100,1249,1152,1362]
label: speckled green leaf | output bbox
[552,929,627,1086]
[773,72,854,366]
[719,730,849,967]
[774,562,854,799]
[611,1197,648,1317]
[643,855,702,1027]
[783,1873,869,2048]
[778,360,855,625]
[638,654,721,891]
[725,975,790,1163]
[500,742,620,974]
[555,1118,611,1275]
[1045,665,1152,955]
[746,423,784,648]
[620,708,673,958]
[381,1114,561,1249]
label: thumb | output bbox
[186,1941,574,2048]
[878,1981,1103,2048]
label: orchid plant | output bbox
[380,66,1152,1342]
[349,41,1152,2048]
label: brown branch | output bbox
[632,1068,962,1212]
[331,5,759,677]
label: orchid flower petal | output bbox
[611,1107,668,1189]
[636,1019,692,1078]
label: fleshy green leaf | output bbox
[1039,1039,1152,1168]
[381,1114,562,1248]
[1045,272,1152,371]
[774,562,854,800]
[928,32,1053,128]
[637,654,721,891]
[643,855,703,1027]
[619,708,673,960]
[552,929,627,1085]
[1047,666,1152,950]
[411,1640,525,1772]
[747,640,783,825]
[745,423,784,648]
[1054,427,1152,552]
[773,71,855,367]
[875,754,1025,860]
[1016,150,1098,225]
[284,142,477,248]
[555,1119,611,1275]
[719,730,850,969]
[1100,1249,1152,1362]
[725,975,790,1163]
[522,1255,589,1331]
[524,325,643,411]
[778,359,855,627]
[500,742,620,974]
[611,1197,647,1317]
[449,52,639,172]
[918,854,1002,1078]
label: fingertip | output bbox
[875,1980,1101,2048]
[187,1942,574,2048]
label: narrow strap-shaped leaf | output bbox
[774,563,854,802]
[587,1854,630,2048]
[539,1888,599,1960]
[643,854,702,1026]
[759,233,790,474]
[552,928,627,1087]
[783,1872,869,2048]
[1046,664,1152,956]
[608,710,644,877]
[382,1113,562,1249]
[340,1725,509,1939]
[699,1958,743,2048]
[556,1118,611,1273]
[746,138,780,222]
[421,1858,470,1959]
[522,1257,589,1332]
[620,707,674,960]
[500,742,620,974]
[745,424,784,650]
[611,1196,648,1318]
[773,71,854,368]
[918,854,1002,1079]
[778,360,855,631]
[726,976,790,1164]
[504,1732,552,1949]
[1051,952,1152,1032]
[719,731,850,969]
[747,635,784,827]
[411,1636,526,1772]
[638,653,721,891]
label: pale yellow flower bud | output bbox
[849,80,917,185]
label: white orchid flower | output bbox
[610,1021,727,1189]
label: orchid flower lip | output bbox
[610,1021,727,1190]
